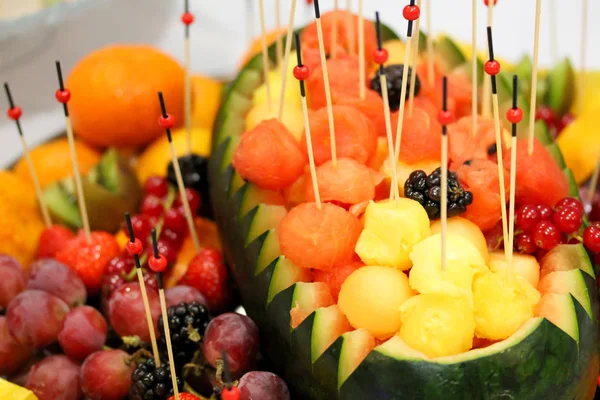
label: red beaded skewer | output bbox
[394,0,421,165]
[124,212,161,367]
[484,26,509,263]
[277,0,298,120]
[55,61,91,243]
[471,0,477,137]
[158,92,201,252]
[4,83,51,227]
[220,351,241,400]
[507,75,523,280]
[357,0,365,100]
[294,33,321,210]
[374,12,399,202]
[182,0,194,155]
[407,0,423,117]
[437,76,454,272]
[150,228,180,400]
[527,0,542,155]
[481,0,498,118]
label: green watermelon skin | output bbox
[208,24,599,400]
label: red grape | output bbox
[583,224,600,253]
[28,259,87,307]
[552,207,583,234]
[80,349,133,400]
[58,306,107,361]
[163,208,187,234]
[554,197,584,215]
[515,205,541,232]
[516,233,537,254]
[0,254,26,309]
[203,313,260,376]
[0,316,33,376]
[165,285,209,308]
[7,290,69,348]
[108,282,160,342]
[238,371,290,400]
[532,221,561,250]
[144,176,169,198]
[141,195,165,217]
[25,355,81,400]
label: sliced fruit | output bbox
[290,282,334,329]
[0,378,38,400]
[381,159,440,195]
[430,217,489,263]
[535,293,578,342]
[311,305,352,362]
[333,89,386,137]
[539,243,595,280]
[538,270,592,318]
[487,251,540,288]
[337,329,377,389]
[557,112,600,184]
[338,266,414,340]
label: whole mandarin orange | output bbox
[66,45,185,148]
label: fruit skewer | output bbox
[55,60,91,243]
[331,0,339,59]
[424,0,434,87]
[471,0,477,137]
[149,228,180,400]
[527,0,541,155]
[374,12,400,202]
[294,33,321,209]
[484,26,509,261]
[157,92,201,252]
[181,0,194,155]
[394,1,421,163]
[407,0,422,117]
[481,0,496,118]
[507,75,524,279]
[221,351,241,400]
[358,0,365,100]
[259,0,273,112]
[312,0,337,167]
[124,212,161,367]
[438,76,454,271]
[4,83,51,227]
[278,0,298,120]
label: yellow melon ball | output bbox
[253,66,301,109]
[409,233,487,304]
[382,40,407,67]
[473,272,541,340]
[430,217,489,263]
[245,101,304,141]
[338,266,414,340]
[399,294,475,358]
[355,199,430,270]
[487,252,540,288]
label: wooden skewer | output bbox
[277,0,298,120]
[481,0,494,118]
[259,0,273,112]
[407,0,422,117]
[4,83,51,227]
[485,27,509,262]
[313,0,337,167]
[394,0,420,164]
[579,0,589,117]
[440,77,450,271]
[507,75,521,281]
[549,0,558,63]
[425,0,434,87]
[331,0,339,59]
[275,0,283,66]
[346,0,355,55]
[151,228,180,400]
[527,0,541,155]
[471,0,477,137]
[294,33,321,210]
[55,61,91,243]
[375,12,400,202]
[182,0,193,155]
[158,92,201,252]
[358,0,365,100]
[124,212,160,367]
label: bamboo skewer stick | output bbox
[407,0,422,117]
[471,0,477,137]
[579,0,589,117]
[277,0,298,120]
[331,0,339,58]
[527,0,541,155]
[481,0,494,118]
[507,75,522,280]
[425,0,434,86]
[182,0,193,155]
[358,0,365,100]
[440,77,451,271]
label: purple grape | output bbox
[28,259,86,307]
[0,254,26,309]
[25,355,81,400]
[58,306,107,361]
[238,371,291,400]
[165,285,208,308]
[0,316,33,376]
[80,349,133,400]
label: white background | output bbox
[0,0,598,166]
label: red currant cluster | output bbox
[514,197,584,254]
[535,105,575,136]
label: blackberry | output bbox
[158,302,211,369]
[404,168,473,219]
[167,154,212,219]
[129,358,183,400]
[370,64,420,111]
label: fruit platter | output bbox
[2,1,600,400]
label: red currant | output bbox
[7,106,22,120]
[402,5,420,21]
[536,204,554,221]
[554,197,584,215]
[515,204,541,232]
[484,60,501,76]
[535,106,555,127]
[437,110,454,126]
[293,65,310,81]
[176,188,201,213]
[141,195,165,218]
[144,176,169,198]
[516,233,537,254]
[556,113,575,133]
[552,206,583,233]
[161,228,184,250]
[124,215,151,241]
[163,208,187,234]
[373,48,389,65]
[583,225,600,252]
[506,107,523,124]
[532,221,561,250]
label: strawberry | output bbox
[55,231,119,294]
[179,248,230,313]
[169,394,201,400]
[37,225,75,259]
